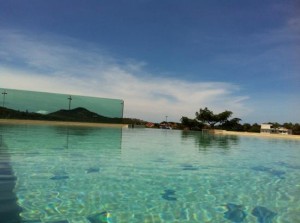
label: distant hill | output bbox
[48,107,121,123]
[0,106,46,120]
[0,106,122,123]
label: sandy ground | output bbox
[0,119,128,128]
[214,130,300,140]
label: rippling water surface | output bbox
[0,124,299,222]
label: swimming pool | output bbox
[0,124,299,222]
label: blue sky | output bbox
[0,0,299,123]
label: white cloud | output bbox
[0,29,250,122]
[35,110,49,115]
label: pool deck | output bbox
[213,130,300,140]
[0,119,128,128]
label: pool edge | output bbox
[0,119,129,128]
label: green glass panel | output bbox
[0,88,124,122]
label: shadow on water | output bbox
[52,126,123,150]
[181,131,239,152]
[0,135,22,223]
[0,124,123,222]
[53,126,100,136]
[1,124,123,151]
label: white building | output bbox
[260,123,274,133]
[260,123,292,135]
[276,127,292,135]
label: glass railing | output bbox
[0,88,124,123]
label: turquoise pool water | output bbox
[0,125,300,223]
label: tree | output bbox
[242,123,252,132]
[249,123,261,132]
[283,122,293,129]
[195,107,233,128]
[292,123,300,135]
[220,118,242,131]
[180,116,204,130]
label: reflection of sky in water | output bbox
[0,88,123,118]
[0,126,300,222]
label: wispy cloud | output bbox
[0,29,250,122]
[212,12,300,82]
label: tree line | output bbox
[181,107,300,135]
